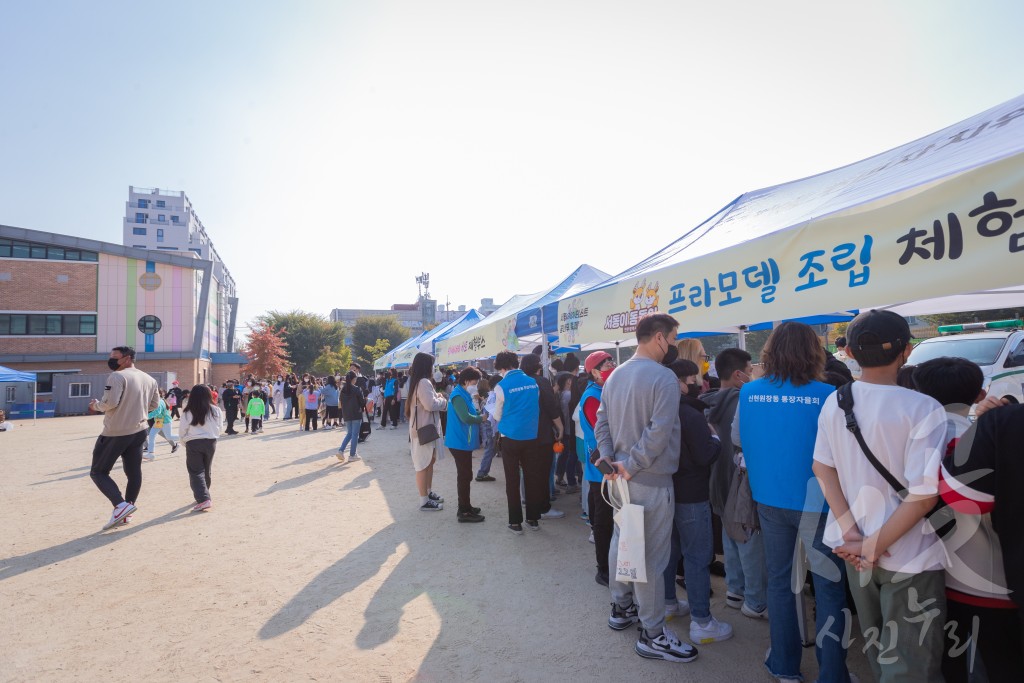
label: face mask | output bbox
[599,367,614,384]
[335,375,341,381]
[433,371,443,383]
[686,382,702,398]
[661,344,679,366]
[107,357,122,371]
[467,384,479,396]
[702,360,710,376]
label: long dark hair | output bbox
[406,352,435,418]
[761,322,825,387]
[186,384,214,426]
[341,371,356,394]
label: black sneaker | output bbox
[507,523,524,535]
[524,520,540,531]
[635,626,698,662]
[457,511,485,523]
[468,506,481,514]
[171,442,179,454]
[608,602,639,631]
[475,475,496,482]
[419,500,443,512]
[595,571,610,587]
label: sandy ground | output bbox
[0,415,873,682]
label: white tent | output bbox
[560,94,1024,344]
[435,265,610,363]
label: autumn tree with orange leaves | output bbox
[241,322,290,378]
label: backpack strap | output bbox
[836,382,906,496]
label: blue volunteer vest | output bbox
[384,378,396,397]
[444,384,480,451]
[576,381,604,483]
[497,369,539,440]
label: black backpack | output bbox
[835,382,955,540]
[358,406,373,443]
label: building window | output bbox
[133,227,147,235]
[171,215,179,223]
[5,386,15,402]
[0,314,95,335]
[69,382,91,398]
[138,315,162,334]
[139,272,162,290]
[156,200,165,208]
[35,373,53,393]
[30,245,47,259]
[157,229,164,243]
[190,248,202,255]
[156,246,177,250]
[138,199,149,208]
[158,214,166,222]
[135,213,146,224]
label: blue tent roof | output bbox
[428,309,484,352]
[0,365,36,382]
[514,264,611,337]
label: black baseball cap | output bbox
[846,310,910,353]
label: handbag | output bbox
[414,399,440,444]
[836,382,956,539]
[602,478,648,583]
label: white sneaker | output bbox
[741,603,768,620]
[588,531,595,544]
[143,453,155,461]
[725,591,744,609]
[689,616,733,644]
[634,625,698,662]
[540,508,565,519]
[102,502,137,530]
[665,599,691,619]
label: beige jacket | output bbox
[95,367,160,437]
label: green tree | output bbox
[310,343,353,377]
[351,315,412,370]
[921,308,1023,327]
[256,310,347,374]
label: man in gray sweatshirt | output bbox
[595,313,697,663]
[89,346,159,530]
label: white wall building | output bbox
[122,186,238,354]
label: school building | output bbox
[0,222,243,414]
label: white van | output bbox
[907,320,1024,405]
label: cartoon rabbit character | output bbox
[644,282,659,309]
[631,279,646,311]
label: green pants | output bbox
[846,565,946,683]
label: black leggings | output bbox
[588,480,614,577]
[449,448,475,513]
[304,408,318,430]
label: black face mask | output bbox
[107,357,122,371]
[686,382,702,398]
[661,344,679,366]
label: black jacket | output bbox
[702,386,740,515]
[672,393,721,505]
[340,385,366,422]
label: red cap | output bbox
[584,351,612,374]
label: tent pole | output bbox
[615,341,621,364]
[540,308,549,373]
[738,326,748,351]
[33,381,37,424]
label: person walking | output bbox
[143,389,178,460]
[221,381,240,435]
[322,375,341,430]
[337,371,366,463]
[178,384,222,512]
[407,353,447,511]
[273,375,285,420]
[247,390,266,433]
[594,313,698,663]
[87,346,159,530]
[445,367,485,523]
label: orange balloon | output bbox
[552,441,564,453]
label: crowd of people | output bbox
[78,305,1023,681]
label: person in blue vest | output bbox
[577,350,616,586]
[732,321,852,683]
[380,369,399,429]
[492,350,547,534]
[445,366,485,523]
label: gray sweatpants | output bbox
[609,479,675,635]
[185,438,216,503]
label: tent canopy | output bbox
[0,365,36,382]
[436,265,609,363]
[560,94,1024,345]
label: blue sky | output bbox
[2,0,1022,332]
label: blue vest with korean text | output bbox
[444,384,480,451]
[576,381,604,483]
[497,369,539,440]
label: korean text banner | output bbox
[560,153,1024,345]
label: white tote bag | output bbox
[604,477,647,584]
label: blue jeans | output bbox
[662,501,713,620]
[758,504,852,683]
[477,420,496,476]
[722,528,767,612]
[338,419,361,457]
[147,422,175,453]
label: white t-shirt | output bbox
[813,382,948,573]
[0,421,13,431]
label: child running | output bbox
[178,384,222,512]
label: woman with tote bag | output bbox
[406,352,448,512]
